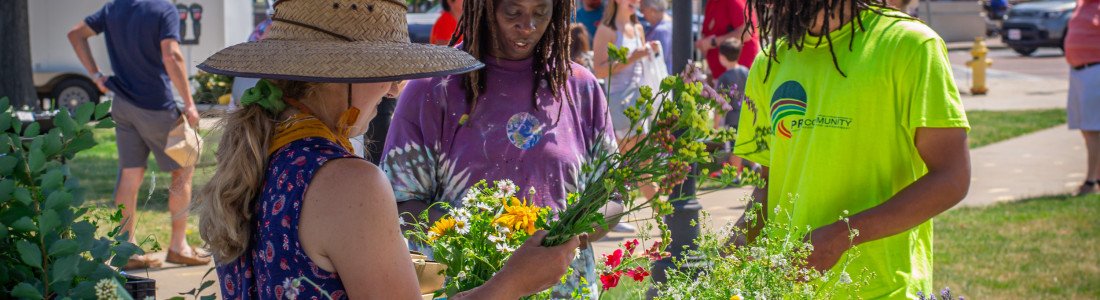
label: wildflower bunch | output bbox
[657,202,869,300]
[404,180,552,297]
[540,46,737,247]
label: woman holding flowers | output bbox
[382,0,622,297]
[194,0,579,299]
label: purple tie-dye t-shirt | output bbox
[381,56,616,211]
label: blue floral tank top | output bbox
[217,138,358,299]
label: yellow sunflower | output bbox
[493,197,541,235]
[428,217,457,241]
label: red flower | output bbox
[626,267,650,282]
[624,239,639,256]
[604,249,624,268]
[600,271,622,290]
[645,241,668,260]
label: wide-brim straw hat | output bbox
[197,0,482,83]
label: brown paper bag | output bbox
[165,115,202,168]
[411,251,446,296]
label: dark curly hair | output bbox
[449,0,575,117]
[748,0,905,80]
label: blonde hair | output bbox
[196,80,315,264]
[601,0,638,31]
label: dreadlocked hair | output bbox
[449,0,575,119]
[747,0,913,81]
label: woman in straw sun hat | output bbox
[194,0,580,299]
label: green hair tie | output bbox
[240,79,286,114]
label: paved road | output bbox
[947,43,1069,80]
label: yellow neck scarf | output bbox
[267,98,359,156]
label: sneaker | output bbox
[611,223,637,233]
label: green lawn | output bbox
[966,108,1066,148]
[934,194,1099,299]
[73,128,220,250]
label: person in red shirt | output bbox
[695,0,760,78]
[1065,0,1100,195]
[430,0,464,45]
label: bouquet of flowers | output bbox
[657,202,869,300]
[404,180,552,298]
[539,45,739,247]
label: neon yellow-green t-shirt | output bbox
[734,9,969,299]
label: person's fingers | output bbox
[564,236,581,250]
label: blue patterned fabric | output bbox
[217,138,358,300]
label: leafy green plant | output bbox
[540,44,736,247]
[0,97,143,299]
[657,202,869,300]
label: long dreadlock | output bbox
[746,0,903,81]
[449,0,575,119]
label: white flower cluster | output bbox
[489,224,515,252]
[95,279,118,300]
[493,180,518,199]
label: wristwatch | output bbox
[710,36,717,47]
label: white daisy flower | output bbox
[488,233,505,244]
[495,242,516,252]
[455,220,470,234]
[461,192,477,207]
[493,224,511,235]
[454,209,472,222]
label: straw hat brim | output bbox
[197,40,483,83]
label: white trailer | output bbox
[28,0,254,110]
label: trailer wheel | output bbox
[50,78,100,112]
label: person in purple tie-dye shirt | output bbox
[382,0,622,298]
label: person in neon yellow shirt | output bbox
[729,1,972,299]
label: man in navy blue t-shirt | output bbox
[67,0,206,270]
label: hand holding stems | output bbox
[803,221,853,273]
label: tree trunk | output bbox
[0,0,37,108]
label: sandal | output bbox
[166,246,212,266]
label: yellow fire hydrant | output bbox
[965,37,993,95]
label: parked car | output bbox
[407,4,441,44]
[1001,0,1076,56]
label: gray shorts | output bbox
[1068,64,1100,131]
[112,98,182,171]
